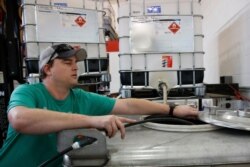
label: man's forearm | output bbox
[8,106,93,134]
[112,98,170,115]
[112,99,198,118]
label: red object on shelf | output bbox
[106,40,119,52]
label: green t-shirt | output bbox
[0,83,115,167]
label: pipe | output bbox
[158,81,168,104]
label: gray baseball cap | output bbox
[39,44,87,71]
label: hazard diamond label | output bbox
[168,22,180,34]
[75,16,86,27]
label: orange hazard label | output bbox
[162,55,173,68]
[168,22,180,34]
[75,16,86,27]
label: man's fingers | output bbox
[115,118,126,139]
[101,116,136,139]
[111,120,118,137]
[106,124,113,138]
[118,117,137,124]
[189,107,198,117]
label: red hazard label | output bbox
[75,16,86,27]
[168,22,180,34]
[162,55,173,68]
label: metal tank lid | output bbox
[199,106,250,131]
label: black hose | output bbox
[125,116,195,128]
[38,146,73,167]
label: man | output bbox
[0,44,198,167]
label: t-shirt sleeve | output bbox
[75,89,116,116]
[7,84,37,112]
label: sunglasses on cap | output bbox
[47,44,74,64]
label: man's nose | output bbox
[72,62,78,70]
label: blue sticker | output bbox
[53,3,68,7]
[147,6,161,14]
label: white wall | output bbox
[201,0,250,87]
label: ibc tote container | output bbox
[118,0,204,89]
[22,0,114,75]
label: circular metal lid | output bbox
[141,115,220,132]
[198,107,250,131]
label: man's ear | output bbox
[43,64,52,76]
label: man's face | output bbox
[48,56,79,87]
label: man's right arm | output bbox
[8,106,135,139]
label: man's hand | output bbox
[172,105,198,118]
[90,115,136,139]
